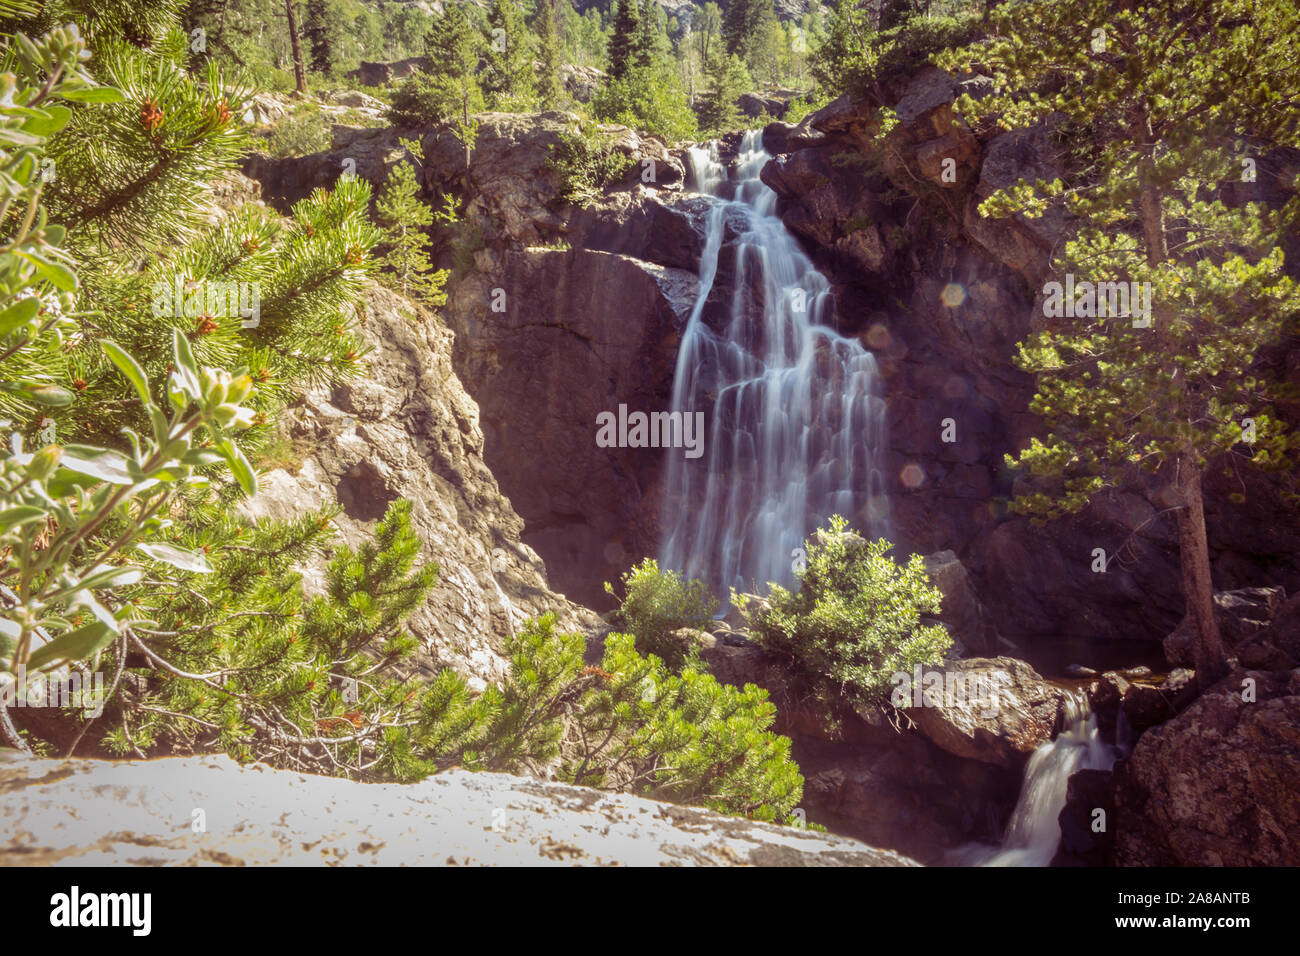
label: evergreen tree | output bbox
[483,0,535,110]
[696,49,750,133]
[302,0,343,76]
[533,0,563,108]
[607,0,643,80]
[635,0,668,68]
[375,145,449,303]
[938,0,1300,688]
[722,0,773,72]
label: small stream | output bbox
[948,691,1128,867]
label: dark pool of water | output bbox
[1016,636,1170,682]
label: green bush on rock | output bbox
[737,515,951,729]
[605,557,717,671]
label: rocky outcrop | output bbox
[1111,667,1300,866]
[0,753,917,867]
[241,110,695,609]
[903,657,1066,767]
[738,90,802,120]
[347,56,431,88]
[1163,586,1290,668]
[243,280,603,687]
[923,550,998,656]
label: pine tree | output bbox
[483,0,535,110]
[284,0,308,94]
[696,49,750,134]
[938,0,1300,689]
[607,0,643,81]
[386,6,483,172]
[375,145,449,304]
[302,0,336,76]
[722,0,773,72]
[533,0,563,108]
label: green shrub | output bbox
[811,3,981,102]
[547,122,635,206]
[591,65,697,145]
[265,109,333,158]
[737,515,951,729]
[564,632,803,822]
[456,613,804,823]
[386,70,458,127]
[606,558,718,670]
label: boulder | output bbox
[325,89,386,111]
[1112,667,1300,866]
[1120,683,1175,733]
[922,550,998,656]
[737,90,801,120]
[1087,671,1129,741]
[1051,768,1114,867]
[904,657,1067,767]
[346,56,430,87]
[1163,586,1288,667]
[560,64,604,103]
[0,754,917,867]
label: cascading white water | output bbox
[951,692,1123,867]
[660,131,889,599]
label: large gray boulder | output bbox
[0,754,918,867]
[1112,667,1300,866]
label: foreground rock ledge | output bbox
[0,754,918,867]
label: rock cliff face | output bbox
[0,753,918,867]
[241,268,602,687]
[246,113,694,609]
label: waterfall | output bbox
[660,131,889,600]
[950,692,1123,867]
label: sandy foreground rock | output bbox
[0,754,919,867]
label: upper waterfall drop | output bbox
[660,131,890,599]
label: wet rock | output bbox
[1065,664,1098,677]
[1120,683,1175,733]
[1051,768,1114,867]
[0,754,917,867]
[1088,672,1129,741]
[904,657,1067,768]
[1112,667,1300,866]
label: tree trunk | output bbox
[285,0,308,96]
[1173,454,1229,689]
